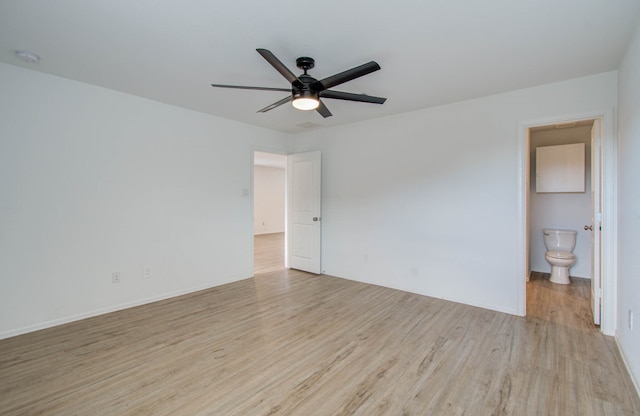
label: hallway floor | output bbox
[254,232,284,274]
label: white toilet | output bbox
[543,229,577,285]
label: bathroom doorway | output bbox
[520,112,614,333]
[253,151,287,274]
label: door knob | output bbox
[313,217,320,222]
[584,225,593,231]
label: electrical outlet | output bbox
[629,310,634,331]
[143,266,152,279]
[112,272,121,284]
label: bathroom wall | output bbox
[529,124,592,278]
[253,165,285,235]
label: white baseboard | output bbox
[0,274,250,340]
[615,335,640,399]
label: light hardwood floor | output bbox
[1,270,638,415]
[254,232,285,274]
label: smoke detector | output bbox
[15,50,40,63]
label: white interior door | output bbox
[590,119,602,325]
[287,151,321,274]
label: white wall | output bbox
[253,165,285,235]
[0,63,292,338]
[529,126,592,278]
[617,20,640,394]
[294,72,617,315]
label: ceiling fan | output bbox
[210,49,386,118]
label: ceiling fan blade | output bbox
[211,84,291,92]
[256,49,303,88]
[257,95,293,113]
[315,100,332,118]
[319,90,386,104]
[311,61,381,91]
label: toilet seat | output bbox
[546,250,575,260]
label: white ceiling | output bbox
[1,1,639,134]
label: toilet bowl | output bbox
[543,229,577,285]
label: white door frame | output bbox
[591,119,603,325]
[516,109,617,336]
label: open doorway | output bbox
[253,151,286,274]
[524,118,602,330]
[525,119,598,329]
[519,110,615,335]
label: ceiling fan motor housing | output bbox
[296,74,319,91]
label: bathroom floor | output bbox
[527,271,594,330]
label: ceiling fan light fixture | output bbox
[292,90,319,111]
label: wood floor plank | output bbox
[254,232,284,274]
[1,270,638,415]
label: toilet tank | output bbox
[543,229,577,252]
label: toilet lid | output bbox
[546,250,575,259]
